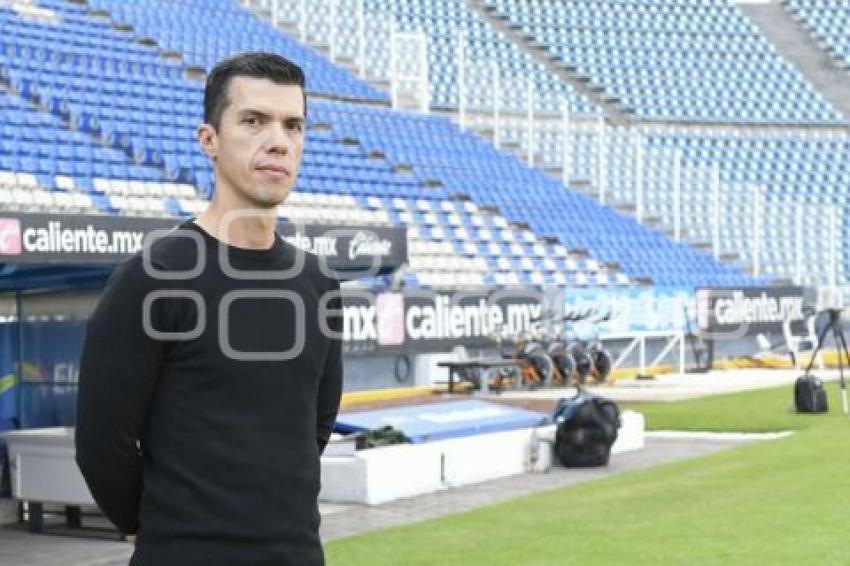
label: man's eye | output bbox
[243,117,259,125]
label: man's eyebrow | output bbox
[237,108,269,118]
[237,109,304,122]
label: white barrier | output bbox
[3,413,646,512]
[320,410,645,505]
[2,428,93,506]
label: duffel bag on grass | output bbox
[553,392,620,467]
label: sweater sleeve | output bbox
[316,277,343,455]
[75,256,167,535]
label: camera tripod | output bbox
[804,308,850,415]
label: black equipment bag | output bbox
[553,393,620,467]
[795,375,828,413]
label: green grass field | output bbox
[326,382,850,565]
[620,381,843,433]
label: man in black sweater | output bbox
[75,53,343,565]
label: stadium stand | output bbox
[649,131,847,286]
[318,102,759,287]
[0,0,774,287]
[0,0,623,289]
[783,0,850,71]
[482,0,844,124]
[247,0,845,286]
[0,88,111,216]
[527,122,848,286]
[85,0,387,103]
[0,0,204,187]
[562,127,849,286]
[367,0,602,115]
[254,0,599,116]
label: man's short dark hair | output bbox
[204,52,306,130]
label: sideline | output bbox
[646,430,794,441]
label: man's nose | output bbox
[265,123,290,154]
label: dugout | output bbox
[0,212,407,443]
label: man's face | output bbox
[200,76,305,209]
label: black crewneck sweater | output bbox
[75,220,343,566]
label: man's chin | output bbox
[248,187,292,209]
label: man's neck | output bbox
[195,195,278,250]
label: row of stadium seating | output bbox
[0,172,629,291]
[482,0,843,124]
[784,0,850,71]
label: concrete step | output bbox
[739,2,850,122]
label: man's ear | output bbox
[198,123,218,162]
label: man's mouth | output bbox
[255,164,291,177]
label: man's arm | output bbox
[75,257,165,535]
[316,277,343,455]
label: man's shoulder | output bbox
[280,238,338,288]
[113,224,203,282]
[139,223,206,273]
